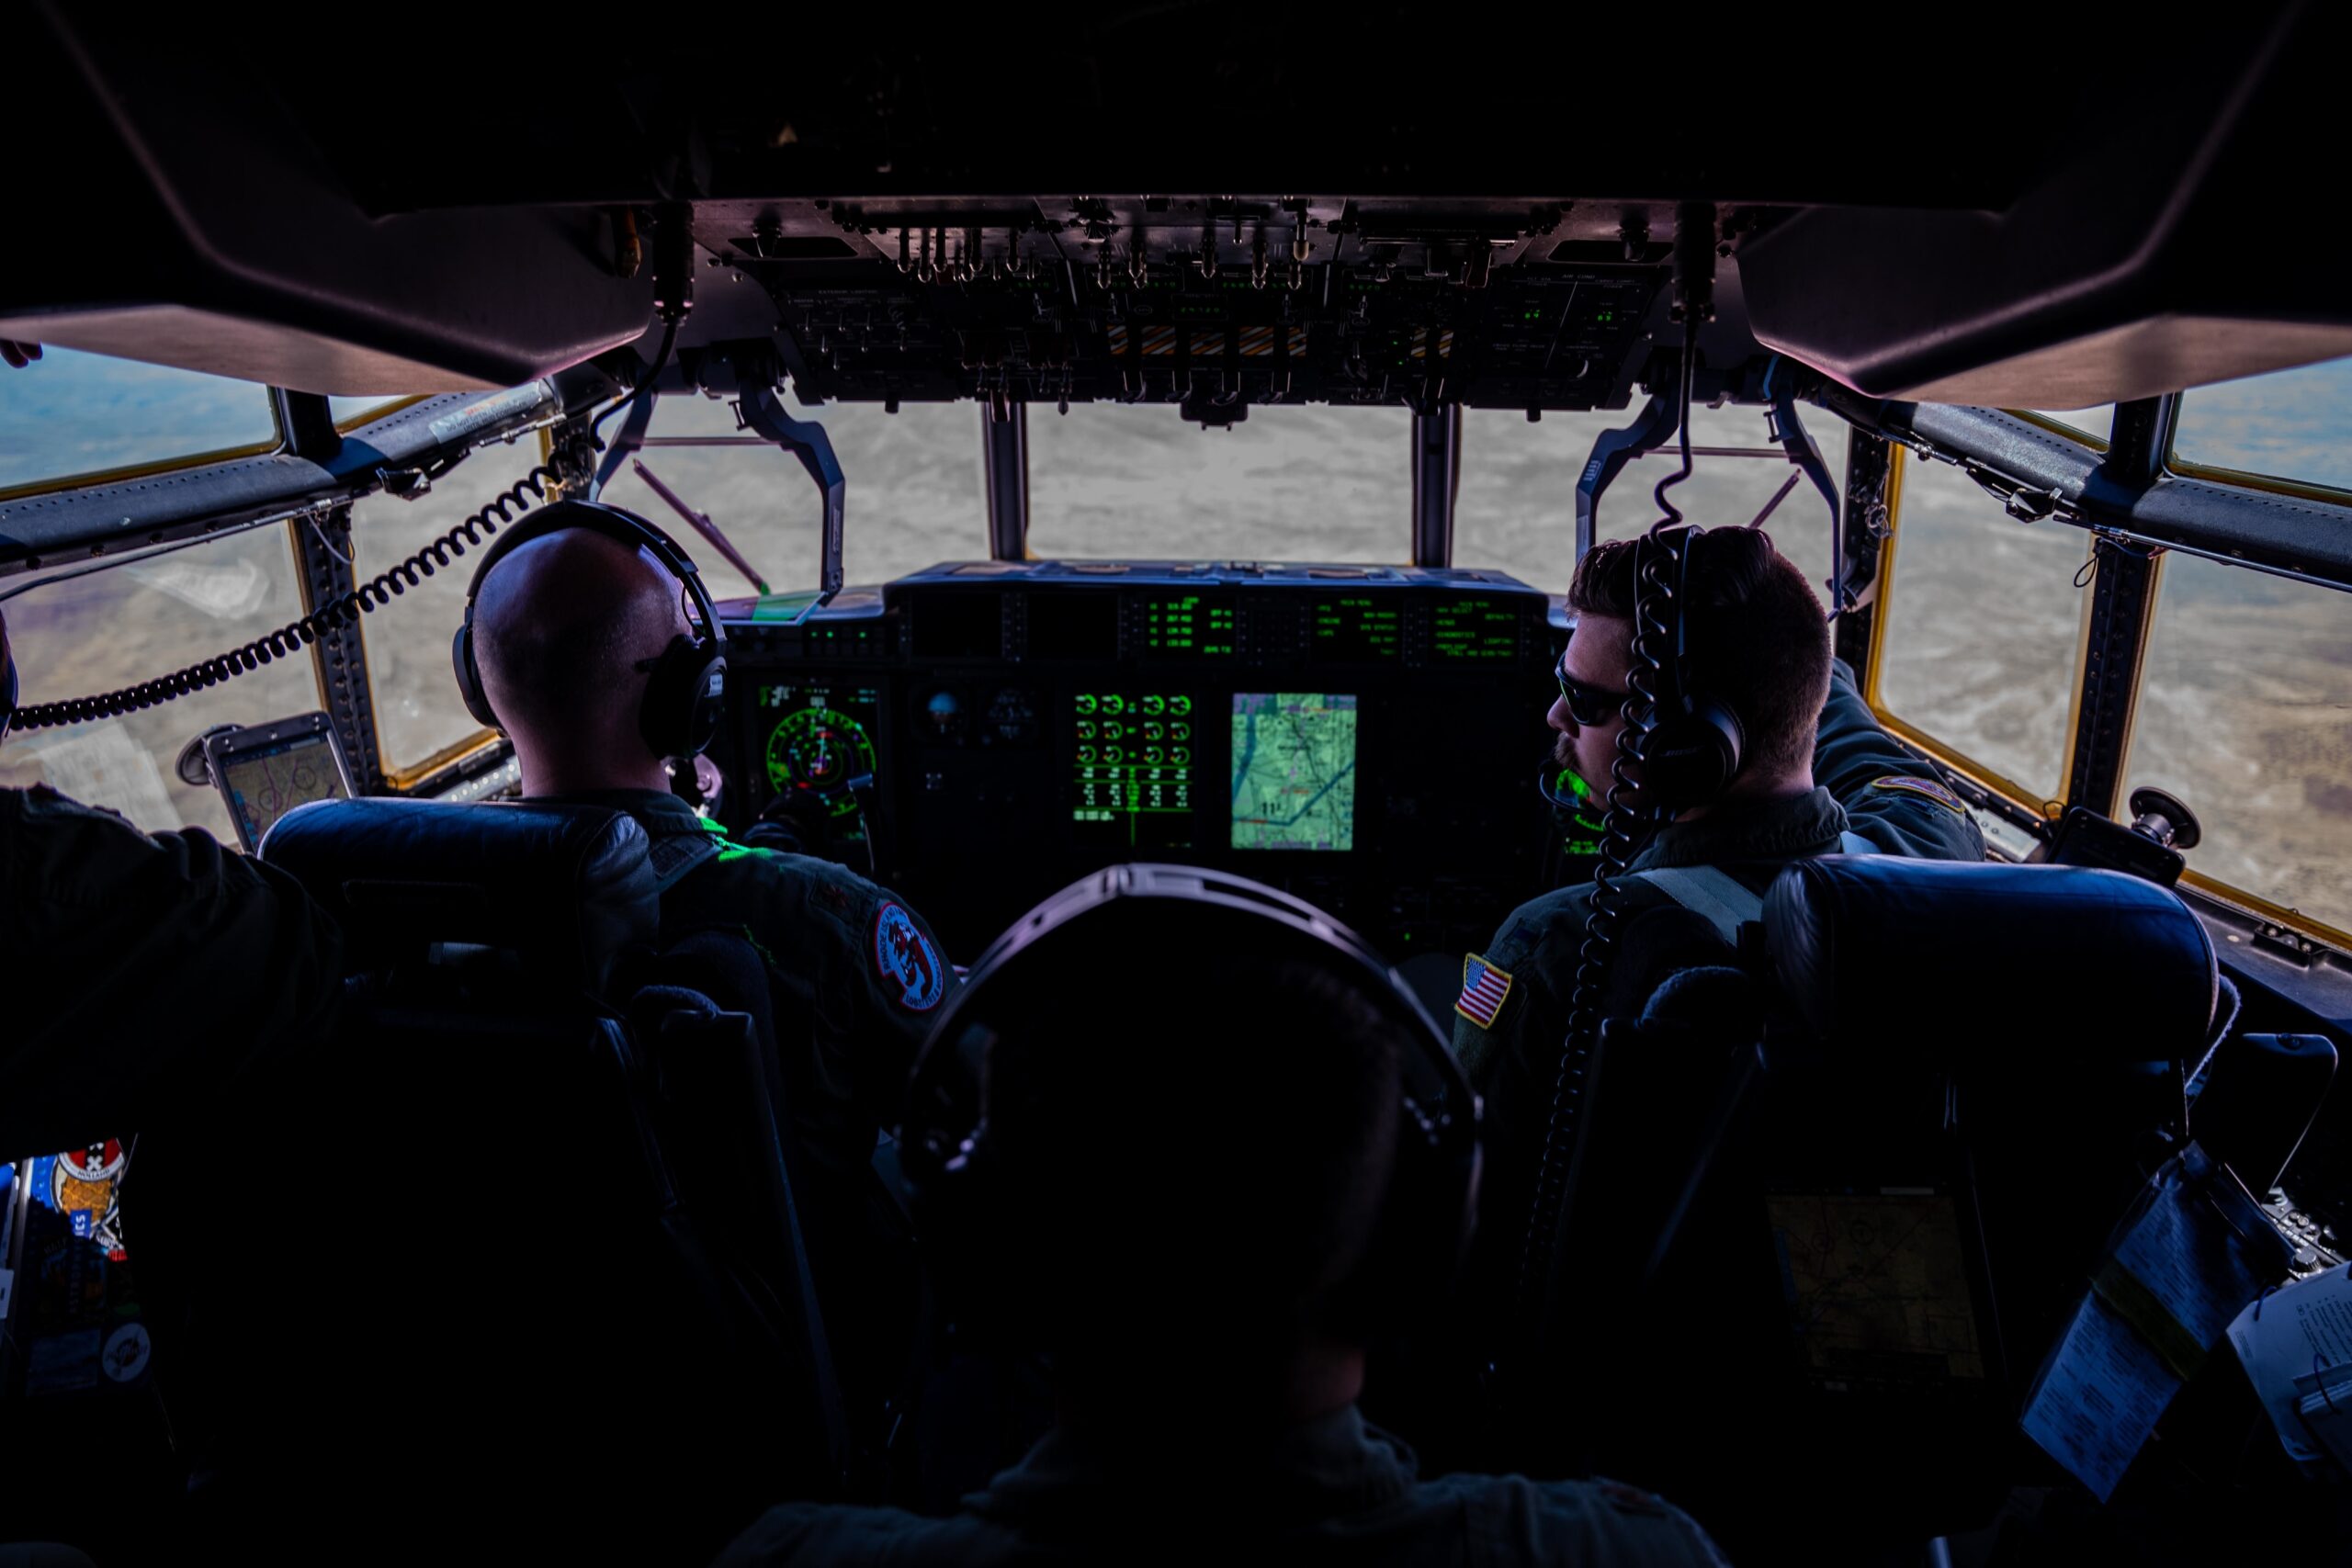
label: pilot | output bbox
[1452,527,1984,1292]
[0,605,346,1156]
[717,868,1732,1566]
[460,499,956,1422]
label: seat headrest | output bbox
[262,797,657,991]
[1764,859,2216,1059]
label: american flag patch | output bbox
[1455,954,1513,1030]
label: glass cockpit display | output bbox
[1231,693,1358,852]
[1070,690,1194,849]
[205,713,356,852]
[758,681,881,825]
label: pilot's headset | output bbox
[1632,525,1747,812]
[899,863,1483,1344]
[452,499,729,760]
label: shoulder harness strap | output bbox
[1632,863,1765,945]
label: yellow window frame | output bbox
[1860,444,2091,823]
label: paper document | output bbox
[2020,1145,2293,1501]
[2227,1261,2352,1468]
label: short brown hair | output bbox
[1568,528,1830,783]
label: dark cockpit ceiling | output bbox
[2,6,2340,411]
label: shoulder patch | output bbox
[1868,774,1967,817]
[873,901,946,1012]
[1455,954,1513,1030]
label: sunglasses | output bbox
[1554,642,1633,728]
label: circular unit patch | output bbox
[874,901,945,1012]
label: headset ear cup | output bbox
[452,622,500,730]
[637,637,726,759]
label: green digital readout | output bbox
[1430,598,1520,661]
[1141,592,1238,659]
[1071,691,1195,849]
[1310,596,1403,662]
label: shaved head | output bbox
[471,528,689,795]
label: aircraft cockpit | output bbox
[4,10,2351,1564]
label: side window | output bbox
[597,388,987,589]
[1871,451,2090,809]
[348,446,550,778]
[0,347,278,496]
[2021,405,2116,446]
[330,395,419,430]
[0,525,321,838]
[1456,402,1849,596]
[2171,355,2352,496]
[2126,556,2352,939]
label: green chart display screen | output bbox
[1071,691,1195,849]
[1230,693,1358,852]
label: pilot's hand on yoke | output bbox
[744,785,856,863]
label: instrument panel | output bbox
[716,562,1561,961]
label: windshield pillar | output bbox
[984,400,1029,560]
[1409,404,1459,567]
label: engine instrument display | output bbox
[1231,693,1358,852]
[760,681,881,820]
[1071,690,1194,849]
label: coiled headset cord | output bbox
[8,462,564,732]
[1515,320,1701,1328]
[9,316,683,735]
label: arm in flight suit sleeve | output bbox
[725,852,960,1202]
[1814,659,1986,862]
[0,786,345,1155]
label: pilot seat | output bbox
[1521,856,2222,1562]
[126,797,842,1563]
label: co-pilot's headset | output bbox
[452,499,728,761]
[899,863,1482,1342]
[1630,525,1747,814]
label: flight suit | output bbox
[1450,660,1985,1313]
[545,788,956,1424]
[0,785,345,1156]
[715,1404,1732,1566]
[1453,660,1982,1089]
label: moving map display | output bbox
[218,730,348,850]
[1231,693,1357,852]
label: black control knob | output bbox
[2127,786,2201,851]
